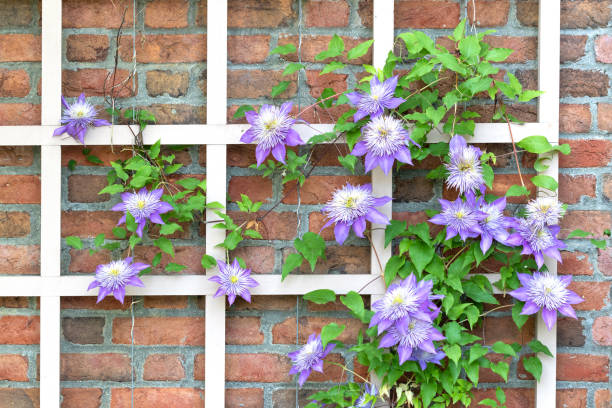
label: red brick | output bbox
[305,0,349,27]
[517,0,612,28]
[0,0,33,27]
[228,0,295,28]
[557,316,585,347]
[0,175,39,204]
[0,297,29,308]
[477,316,535,346]
[227,210,298,241]
[595,389,611,408]
[560,211,612,239]
[232,295,297,311]
[225,144,257,167]
[557,353,609,382]
[66,34,109,62]
[145,104,205,124]
[146,70,189,97]
[0,245,39,275]
[131,245,205,275]
[120,35,206,63]
[0,103,41,125]
[277,35,373,65]
[468,103,537,123]
[61,296,131,311]
[62,69,136,98]
[561,35,587,62]
[467,0,510,27]
[67,175,109,203]
[61,211,118,238]
[63,0,134,28]
[480,353,512,383]
[306,71,348,99]
[0,354,28,381]
[227,317,264,345]
[0,389,39,408]
[560,69,609,97]
[0,146,34,166]
[61,353,131,381]
[61,388,102,408]
[393,211,429,225]
[0,34,40,61]
[603,174,612,202]
[145,0,189,28]
[229,246,275,274]
[283,245,370,274]
[483,36,537,63]
[0,212,30,237]
[283,175,369,204]
[487,173,536,204]
[598,247,612,276]
[226,353,292,382]
[113,317,204,345]
[560,139,612,168]
[567,281,609,311]
[395,0,460,28]
[194,353,204,380]
[272,317,364,344]
[228,176,273,203]
[309,211,337,241]
[111,388,204,408]
[143,354,185,381]
[68,248,111,274]
[555,389,587,408]
[559,251,593,276]
[560,104,591,133]
[228,35,270,64]
[228,70,297,99]
[558,174,596,204]
[62,317,104,344]
[143,296,189,309]
[0,69,30,97]
[598,103,612,132]
[592,316,612,346]
[62,146,131,167]
[395,177,435,202]
[469,388,534,408]
[226,388,264,408]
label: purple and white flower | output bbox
[467,193,516,253]
[353,384,378,408]
[507,219,566,270]
[346,76,405,122]
[525,197,565,229]
[240,102,303,167]
[87,257,148,304]
[53,93,110,144]
[321,183,391,245]
[429,198,487,241]
[112,187,174,238]
[288,333,335,387]
[208,259,259,306]
[379,317,445,365]
[509,272,583,330]
[351,115,419,174]
[445,135,485,195]
[407,349,446,371]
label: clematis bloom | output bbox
[507,219,566,270]
[429,198,487,241]
[378,317,445,365]
[112,187,174,238]
[53,93,110,144]
[208,259,259,306]
[87,257,148,303]
[346,75,405,122]
[288,333,335,386]
[445,135,485,195]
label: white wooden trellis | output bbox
[0,0,560,406]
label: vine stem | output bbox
[503,111,525,188]
[458,304,513,325]
[365,231,385,276]
[444,246,467,269]
[327,361,371,384]
[296,91,345,119]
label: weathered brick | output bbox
[227,210,298,241]
[0,354,28,381]
[61,211,118,237]
[487,173,535,204]
[226,388,264,408]
[272,388,319,408]
[283,245,370,274]
[226,353,292,382]
[467,0,510,27]
[557,316,585,347]
[283,175,369,204]
[478,316,535,345]
[61,388,102,408]
[145,0,189,28]
[0,0,33,27]
[598,103,612,132]
[0,389,39,408]
[517,0,612,28]
[232,295,296,311]
[228,70,296,99]
[595,389,611,408]
[560,104,591,133]
[66,34,109,62]
[484,36,537,63]
[306,71,348,99]
[560,139,612,168]
[0,212,30,237]
[111,388,204,407]
[68,175,109,203]
[380,0,461,29]
[120,35,206,63]
[61,353,131,381]
[469,388,534,408]
[0,103,41,125]
[395,177,434,202]
[0,175,39,204]
[61,296,131,311]
[305,0,349,27]
[131,245,205,275]
[62,69,136,98]
[229,246,275,274]
[0,34,40,61]
[0,69,30,97]
[560,211,612,239]
[592,316,612,346]
[555,389,587,408]
[62,317,104,344]
[113,317,204,345]
[146,70,189,98]
[63,0,134,28]
[0,297,29,308]
[560,69,609,97]
[227,317,264,345]
[0,146,33,166]
[558,174,596,204]
[559,251,593,276]
[278,35,372,65]
[193,353,204,380]
[68,248,111,274]
[143,296,189,309]
[568,281,610,311]
[143,354,185,381]
[561,35,587,62]
[0,245,38,277]
[228,176,273,203]
[273,317,364,344]
[145,104,205,124]
[62,146,131,167]
[228,35,270,64]
[557,353,609,382]
[227,0,295,28]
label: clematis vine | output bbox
[509,272,583,330]
[346,75,405,122]
[112,187,174,238]
[321,183,391,245]
[351,114,419,174]
[428,197,487,241]
[240,102,303,166]
[378,316,445,365]
[288,333,335,386]
[445,135,485,195]
[507,219,566,270]
[53,93,110,144]
[208,259,259,306]
[467,193,516,253]
[352,384,378,408]
[87,257,148,304]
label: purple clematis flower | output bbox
[407,348,446,371]
[379,317,445,365]
[353,384,378,408]
[346,75,405,122]
[467,193,516,253]
[445,135,485,195]
[240,102,303,167]
[288,333,335,387]
[53,93,110,144]
[208,259,259,306]
[429,198,487,241]
[509,272,583,330]
[525,197,565,229]
[507,219,566,270]
[321,183,391,245]
[351,115,419,174]
[112,187,174,238]
[370,275,436,334]
[87,257,148,304]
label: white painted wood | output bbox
[205,0,228,405]
[41,0,62,126]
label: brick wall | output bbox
[0,0,610,407]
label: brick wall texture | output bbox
[0,0,610,407]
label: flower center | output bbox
[345,197,357,208]
[109,268,120,276]
[393,295,403,304]
[458,161,473,171]
[137,200,145,209]
[456,210,465,219]
[264,120,277,131]
[230,276,239,284]
[75,110,86,118]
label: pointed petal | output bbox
[271,143,286,164]
[557,304,577,319]
[395,146,412,165]
[255,146,270,167]
[285,129,303,146]
[365,208,389,225]
[397,345,413,365]
[150,212,164,224]
[346,92,363,106]
[541,308,557,330]
[352,217,366,238]
[509,287,529,302]
[53,125,68,136]
[351,141,368,157]
[334,222,350,245]
[240,128,256,143]
[521,301,541,315]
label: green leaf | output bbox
[281,253,303,281]
[459,36,480,61]
[567,229,590,239]
[270,43,296,55]
[519,89,544,102]
[445,344,462,365]
[154,237,174,257]
[492,341,517,357]
[465,361,480,385]
[463,280,498,304]
[320,322,345,347]
[160,223,182,235]
[444,322,464,345]
[294,232,326,271]
[165,163,183,174]
[110,161,128,181]
[384,255,405,286]
[469,343,489,364]
[591,238,607,250]
[478,398,498,408]
[512,301,529,329]
[407,239,435,273]
[304,289,336,305]
[320,61,346,75]
[283,62,305,76]
[99,184,124,195]
[315,34,345,60]
[482,163,494,189]
[531,175,558,191]
[347,39,373,60]
[437,53,468,76]
[112,227,127,239]
[340,291,366,322]
[66,236,83,250]
[149,139,161,159]
[528,339,553,358]
[270,81,291,98]
[425,106,446,127]
[338,154,358,174]
[534,157,550,172]
[385,220,407,247]
[453,19,466,41]
[506,184,530,197]
[222,230,242,250]
[517,135,553,154]
[201,254,217,269]
[420,382,437,408]
[486,48,513,62]
[491,361,510,382]
[233,105,255,119]
[523,356,543,381]
[496,388,506,404]
[152,252,163,267]
[94,233,105,247]
[165,262,186,272]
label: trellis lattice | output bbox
[0,1,561,407]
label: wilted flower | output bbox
[346,75,405,122]
[112,188,173,238]
[353,384,378,408]
[208,259,259,306]
[407,349,446,370]
[507,219,565,270]
[509,272,583,330]
[87,257,148,303]
[321,183,391,245]
[53,93,110,144]
[288,333,335,386]
[351,115,419,174]
[240,102,303,166]
[379,317,445,365]
[467,193,516,253]
[428,198,487,241]
[525,197,565,228]
[445,135,485,195]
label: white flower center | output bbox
[362,115,407,157]
[253,107,293,150]
[326,185,374,223]
[527,273,568,310]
